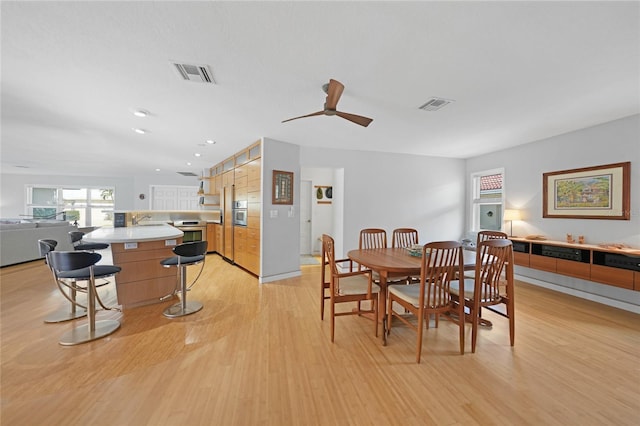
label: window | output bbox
[26,185,115,227]
[470,169,504,232]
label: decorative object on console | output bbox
[503,209,521,237]
[543,162,630,220]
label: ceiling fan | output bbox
[282,79,373,127]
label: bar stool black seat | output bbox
[38,239,87,323]
[47,251,121,345]
[160,241,207,318]
[69,231,109,251]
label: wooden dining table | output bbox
[347,247,478,345]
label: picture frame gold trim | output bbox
[543,162,630,220]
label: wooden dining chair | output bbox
[322,234,379,342]
[358,228,406,285]
[477,230,508,244]
[450,238,514,353]
[392,228,420,283]
[320,245,330,321]
[392,228,419,248]
[359,228,387,250]
[464,230,509,279]
[387,241,465,363]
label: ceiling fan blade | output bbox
[335,111,373,127]
[281,111,325,123]
[324,79,344,110]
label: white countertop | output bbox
[83,224,183,243]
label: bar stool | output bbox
[69,231,109,251]
[38,239,87,323]
[47,251,121,345]
[160,241,207,318]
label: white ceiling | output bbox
[2,1,639,178]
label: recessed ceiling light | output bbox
[133,109,150,117]
[155,168,161,172]
[133,128,148,134]
[186,162,192,166]
[206,139,215,144]
[194,153,201,157]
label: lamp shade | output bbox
[503,209,521,221]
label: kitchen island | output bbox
[84,224,183,308]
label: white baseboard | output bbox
[260,270,302,284]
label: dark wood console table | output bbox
[509,238,640,291]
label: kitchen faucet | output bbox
[132,214,152,225]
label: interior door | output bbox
[150,186,177,210]
[299,180,312,255]
[151,185,198,210]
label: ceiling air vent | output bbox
[177,171,199,177]
[171,62,215,84]
[419,97,454,111]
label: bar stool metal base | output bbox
[44,309,87,323]
[59,319,120,346]
[163,300,203,318]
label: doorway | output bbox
[300,180,312,255]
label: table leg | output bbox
[379,274,388,346]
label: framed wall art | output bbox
[272,170,294,205]
[543,162,630,220]
[314,185,332,204]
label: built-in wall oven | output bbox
[233,200,248,227]
[173,220,207,243]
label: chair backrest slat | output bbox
[474,239,513,304]
[359,228,387,249]
[420,241,462,309]
[476,230,508,245]
[392,228,419,248]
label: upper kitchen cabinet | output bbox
[248,140,261,160]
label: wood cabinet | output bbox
[590,264,633,290]
[110,239,182,308]
[206,223,217,253]
[215,223,223,253]
[207,140,261,276]
[234,157,261,275]
[510,238,639,291]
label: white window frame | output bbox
[25,184,115,227]
[469,168,505,233]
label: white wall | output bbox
[467,114,640,309]
[466,114,640,246]
[260,137,302,282]
[300,146,467,259]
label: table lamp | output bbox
[503,209,521,237]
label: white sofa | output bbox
[0,220,76,267]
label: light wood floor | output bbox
[1,254,639,425]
